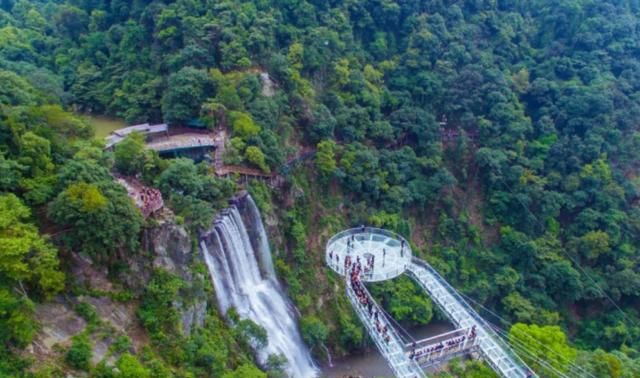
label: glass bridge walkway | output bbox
[327,227,534,378]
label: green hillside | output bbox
[0,0,639,377]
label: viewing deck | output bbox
[116,176,163,217]
[408,327,479,368]
[326,227,412,282]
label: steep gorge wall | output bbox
[145,216,207,334]
[26,213,210,371]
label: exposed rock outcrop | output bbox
[28,300,86,361]
[26,213,212,372]
[260,72,276,97]
[145,215,208,335]
[148,217,193,276]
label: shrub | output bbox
[245,146,270,173]
[66,334,92,370]
[75,302,99,325]
[110,335,133,355]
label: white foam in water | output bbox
[201,196,317,378]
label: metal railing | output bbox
[325,228,535,378]
[326,259,407,282]
[418,345,480,369]
[326,227,411,255]
[326,227,412,282]
[407,258,534,378]
[345,278,424,378]
[409,327,478,365]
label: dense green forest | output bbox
[1,0,640,377]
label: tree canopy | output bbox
[0,0,639,376]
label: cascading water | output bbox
[201,194,317,378]
[235,195,276,280]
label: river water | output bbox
[321,320,454,378]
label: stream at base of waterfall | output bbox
[200,194,318,378]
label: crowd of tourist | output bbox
[329,225,414,279]
[330,229,538,376]
[331,227,411,346]
[138,186,163,217]
[118,177,164,218]
[409,326,477,362]
[349,263,392,345]
[366,254,375,272]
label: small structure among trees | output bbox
[105,123,168,149]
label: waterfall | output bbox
[235,195,276,280]
[201,194,318,378]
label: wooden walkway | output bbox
[210,127,316,184]
[212,128,275,179]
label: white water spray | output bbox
[201,195,317,378]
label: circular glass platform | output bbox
[326,227,412,282]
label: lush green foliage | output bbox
[222,363,267,378]
[114,353,152,378]
[157,158,235,229]
[0,193,64,372]
[315,140,337,180]
[138,269,264,376]
[245,145,270,173]
[0,0,640,376]
[0,194,64,297]
[66,333,92,371]
[48,179,143,260]
[114,132,163,179]
[369,276,434,325]
[509,323,577,376]
[434,358,498,378]
[138,270,184,340]
[74,302,99,326]
[300,315,329,349]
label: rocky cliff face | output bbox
[148,217,193,276]
[26,254,148,371]
[25,213,211,371]
[145,214,208,335]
